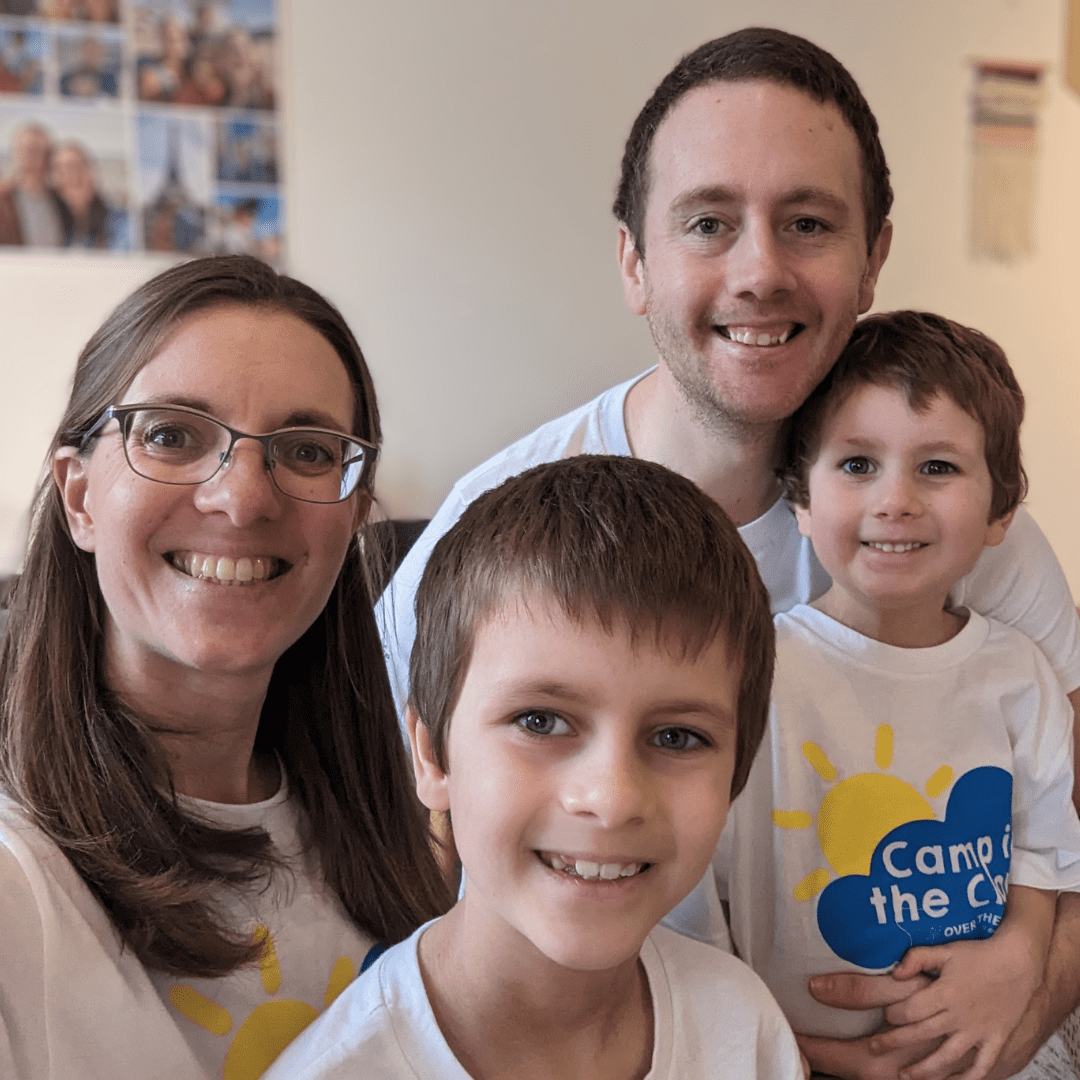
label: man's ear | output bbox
[53,446,96,552]
[407,706,450,812]
[617,225,648,317]
[793,500,813,540]
[984,506,1017,549]
[858,218,893,315]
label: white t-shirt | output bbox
[376,371,1080,717]
[0,780,374,1080]
[712,605,1080,1039]
[264,922,805,1080]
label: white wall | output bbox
[3,0,1079,593]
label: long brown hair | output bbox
[0,255,449,977]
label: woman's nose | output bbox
[193,438,283,525]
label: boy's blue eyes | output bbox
[649,728,706,751]
[838,457,958,477]
[516,710,570,736]
[513,711,706,750]
[920,460,957,476]
[840,456,873,475]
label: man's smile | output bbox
[716,323,803,347]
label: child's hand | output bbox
[865,922,1047,1080]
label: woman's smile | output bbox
[166,551,289,584]
[60,305,360,684]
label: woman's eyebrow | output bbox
[280,409,351,431]
[126,395,350,432]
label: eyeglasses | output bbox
[81,404,378,504]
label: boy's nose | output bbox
[873,473,923,518]
[560,739,654,827]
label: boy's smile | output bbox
[794,383,1012,646]
[411,594,739,975]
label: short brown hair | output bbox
[409,456,774,799]
[779,310,1026,521]
[613,27,892,255]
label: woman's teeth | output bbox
[544,853,644,880]
[169,553,280,584]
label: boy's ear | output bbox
[793,500,813,540]
[984,506,1017,549]
[407,706,450,812]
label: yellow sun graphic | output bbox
[169,924,356,1080]
[772,724,954,902]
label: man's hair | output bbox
[409,456,775,799]
[779,310,1027,521]
[613,27,893,255]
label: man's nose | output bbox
[725,215,798,300]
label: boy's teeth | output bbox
[544,853,643,879]
[866,541,925,553]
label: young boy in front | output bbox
[267,456,804,1079]
[712,311,1080,1078]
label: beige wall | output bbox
[3,0,1079,594]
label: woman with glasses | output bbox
[0,255,450,1079]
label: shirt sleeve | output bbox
[375,488,471,726]
[1005,635,1080,891]
[0,840,48,1080]
[756,998,808,1080]
[660,866,734,951]
[952,506,1080,692]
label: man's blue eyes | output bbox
[693,217,823,236]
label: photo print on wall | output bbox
[0,0,282,261]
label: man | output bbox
[0,123,64,247]
[377,28,1080,1078]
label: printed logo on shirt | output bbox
[169,924,357,1079]
[771,725,1011,970]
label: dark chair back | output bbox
[370,519,430,595]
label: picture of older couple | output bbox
[0,116,129,247]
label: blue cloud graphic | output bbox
[816,766,1012,969]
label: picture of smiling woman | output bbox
[0,255,450,1080]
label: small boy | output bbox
[267,456,804,1079]
[715,311,1080,1076]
